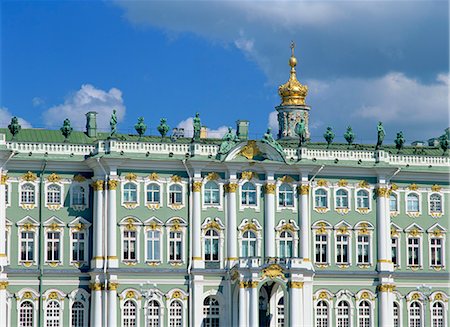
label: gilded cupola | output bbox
[278,42,308,106]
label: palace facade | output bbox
[0,47,449,327]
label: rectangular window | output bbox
[392,238,399,266]
[146,230,161,262]
[72,232,85,262]
[407,237,420,266]
[315,234,328,264]
[169,231,182,262]
[123,231,137,261]
[4,184,8,205]
[336,235,349,264]
[46,231,60,262]
[357,235,370,264]
[430,238,442,266]
[20,231,35,262]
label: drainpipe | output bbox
[38,159,47,327]
[96,158,108,327]
[387,167,402,183]
[181,159,193,327]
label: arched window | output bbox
[279,184,294,207]
[204,181,220,205]
[123,300,137,327]
[407,194,419,212]
[358,300,371,327]
[430,194,442,213]
[409,301,422,327]
[71,301,85,327]
[146,184,160,204]
[169,300,183,327]
[393,302,400,327]
[19,301,34,327]
[276,296,285,327]
[47,184,61,205]
[390,193,398,212]
[21,183,35,204]
[432,302,444,327]
[241,182,257,206]
[45,300,61,327]
[169,184,183,205]
[242,231,257,257]
[356,190,369,209]
[279,231,293,258]
[336,301,350,327]
[315,189,327,208]
[72,186,85,206]
[316,300,328,327]
[203,296,220,327]
[123,183,137,203]
[146,300,160,327]
[204,229,219,262]
[336,189,349,208]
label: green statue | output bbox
[134,117,147,138]
[294,118,306,147]
[157,118,170,138]
[262,127,284,154]
[110,109,118,137]
[439,133,449,154]
[192,112,201,142]
[394,131,405,153]
[8,116,21,139]
[323,127,335,148]
[344,126,355,146]
[218,127,239,156]
[60,118,73,141]
[376,121,385,150]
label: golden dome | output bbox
[278,42,308,106]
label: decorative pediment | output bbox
[262,264,285,280]
[43,216,65,230]
[166,289,188,301]
[314,289,334,301]
[202,217,225,231]
[406,291,425,302]
[391,223,402,237]
[334,220,352,234]
[16,216,39,230]
[354,221,374,234]
[166,217,187,231]
[43,289,66,301]
[427,223,447,237]
[312,221,332,234]
[119,288,142,301]
[275,219,299,232]
[119,216,143,230]
[238,218,262,233]
[144,217,164,230]
[405,223,424,233]
[223,140,286,163]
[68,217,91,231]
[355,290,376,301]
[16,288,40,301]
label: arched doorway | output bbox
[258,282,286,327]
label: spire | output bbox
[278,41,308,106]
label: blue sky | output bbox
[1,0,448,143]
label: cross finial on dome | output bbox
[290,40,295,56]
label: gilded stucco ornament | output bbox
[431,184,442,192]
[73,174,86,183]
[90,282,102,291]
[390,183,399,191]
[224,183,238,193]
[170,219,182,232]
[149,172,159,181]
[337,179,348,187]
[241,171,258,181]
[264,183,276,194]
[318,291,329,299]
[300,184,310,195]
[0,281,9,290]
[317,179,328,187]
[376,187,391,198]
[280,223,296,233]
[125,218,137,231]
[242,222,258,232]
[289,281,304,289]
[279,175,294,183]
[358,180,370,189]
[22,171,37,182]
[171,175,182,183]
[91,180,104,191]
[108,282,119,291]
[0,174,8,185]
[278,41,308,106]
[204,221,221,231]
[408,183,419,191]
[125,173,138,181]
[262,264,285,280]
[192,181,202,192]
[47,173,61,183]
[409,229,421,237]
[316,222,328,235]
[239,141,261,160]
[206,172,220,181]
[108,180,118,190]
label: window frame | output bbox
[17,217,39,267]
[240,181,258,207]
[354,222,374,267]
[408,300,423,327]
[68,218,91,266]
[335,188,350,211]
[121,181,140,208]
[355,188,371,213]
[145,229,162,264]
[427,226,446,269]
[334,223,352,266]
[145,298,163,327]
[312,221,332,266]
[277,183,296,210]
[335,300,352,327]
[238,219,262,258]
[167,183,185,209]
[70,182,89,210]
[406,230,423,269]
[43,289,65,327]
[68,289,90,327]
[119,217,142,264]
[203,181,221,206]
[165,217,187,264]
[428,192,444,217]
[19,181,38,209]
[405,191,421,216]
[389,191,400,216]
[314,188,329,212]
[145,182,162,209]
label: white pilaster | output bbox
[91,281,103,327]
[379,284,395,327]
[0,172,7,266]
[192,180,204,269]
[226,182,238,266]
[107,179,118,268]
[107,280,118,327]
[191,275,204,327]
[0,278,8,327]
[302,279,314,327]
[376,182,393,271]
[239,282,248,327]
[289,281,303,327]
[249,282,259,327]
[92,179,104,269]
[264,181,276,258]
[299,181,310,261]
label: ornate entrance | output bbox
[258,282,286,327]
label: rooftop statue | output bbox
[110,109,118,137]
[394,131,405,153]
[262,127,284,154]
[323,127,335,148]
[376,121,385,150]
[295,118,307,147]
[134,117,147,138]
[439,133,449,154]
[344,126,355,147]
[192,112,201,142]
[60,118,73,141]
[8,116,21,139]
[157,118,170,138]
[218,127,240,157]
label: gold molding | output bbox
[241,171,258,181]
[376,187,391,198]
[300,184,310,195]
[0,174,9,185]
[90,282,103,291]
[224,183,238,193]
[289,281,304,289]
[47,173,61,183]
[22,171,37,182]
[431,184,442,192]
[408,183,419,191]
[108,282,119,291]
[358,180,370,189]
[262,264,284,279]
[279,175,294,183]
[242,222,258,232]
[206,172,220,181]
[317,179,328,187]
[91,180,104,191]
[124,173,138,181]
[204,221,221,231]
[0,281,9,290]
[149,172,159,181]
[171,175,182,183]
[192,181,202,192]
[264,183,276,194]
[239,140,261,160]
[337,179,348,187]
[108,180,118,190]
[378,284,395,292]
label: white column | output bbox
[249,281,259,327]
[107,179,118,268]
[264,183,276,258]
[376,184,393,271]
[107,280,118,327]
[302,280,314,327]
[191,275,204,327]
[0,279,8,326]
[289,281,303,327]
[91,281,103,327]
[192,181,203,268]
[239,282,248,327]
[299,183,310,261]
[226,183,238,265]
[379,284,395,327]
[0,173,7,266]
[92,179,104,269]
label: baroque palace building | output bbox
[0,46,449,327]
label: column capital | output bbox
[91,180,104,191]
[289,281,304,289]
[107,180,118,190]
[263,183,276,194]
[224,183,238,193]
[192,181,202,192]
[90,282,103,291]
[0,281,9,290]
[375,187,391,198]
[0,174,8,185]
[299,184,310,195]
[378,284,396,293]
[107,282,119,291]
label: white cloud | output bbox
[268,111,278,135]
[32,97,45,107]
[176,117,228,138]
[0,107,32,129]
[42,84,126,131]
